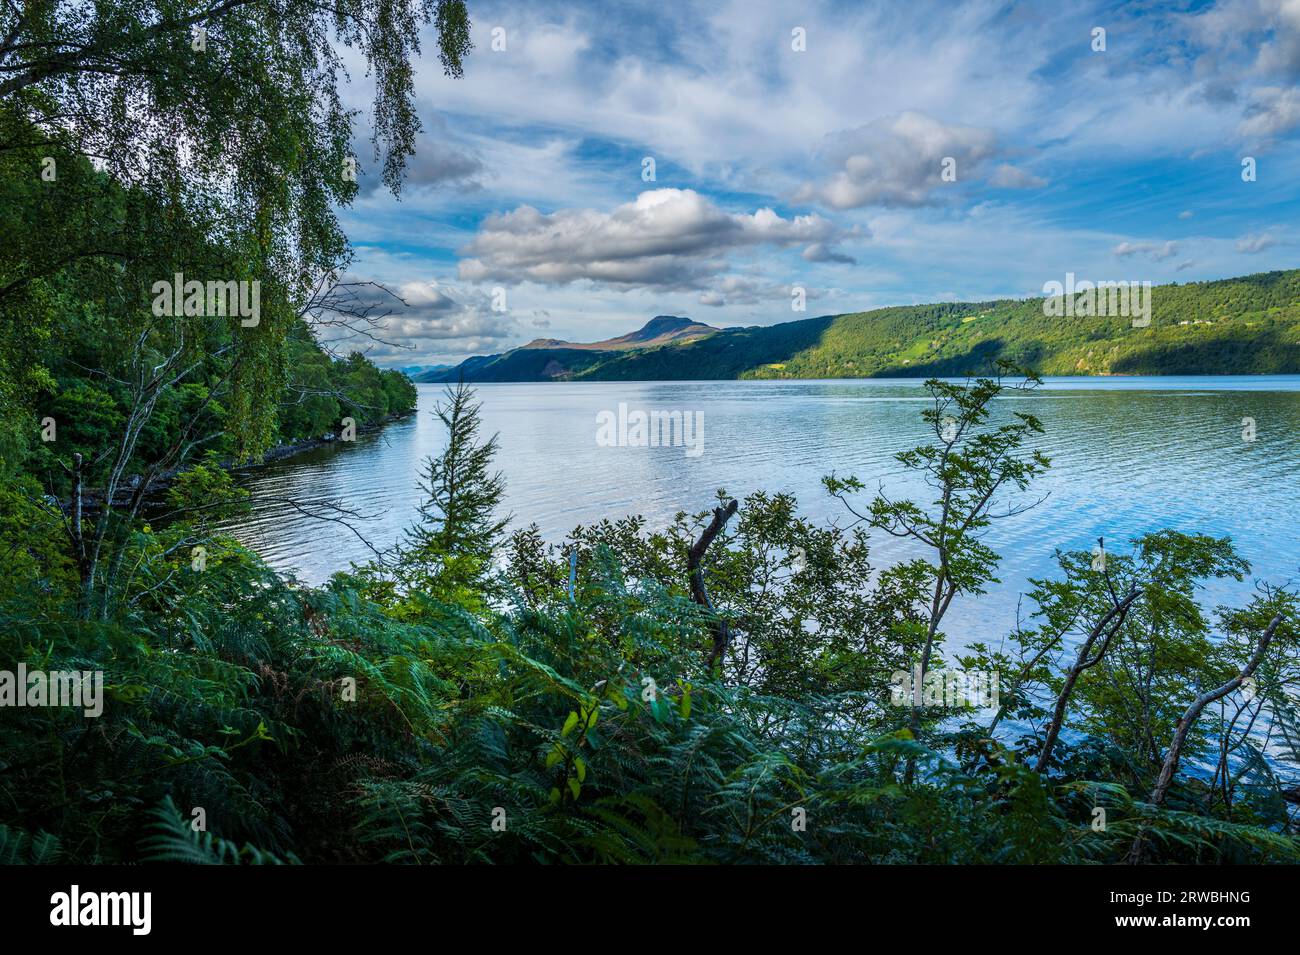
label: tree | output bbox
[1128,596,1295,863]
[1049,532,1251,775]
[825,362,1050,766]
[0,1,472,617]
[397,382,506,605]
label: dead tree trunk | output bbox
[1034,587,1141,773]
[689,499,738,671]
[1127,611,1284,864]
[57,452,94,618]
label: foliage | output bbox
[0,0,466,618]
[369,382,508,612]
[1,2,1296,862]
[2,372,1296,865]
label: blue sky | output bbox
[334,0,1300,366]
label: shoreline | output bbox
[237,408,417,471]
[414,373,1300,389]
[86,408,418,510]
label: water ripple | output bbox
[220,376,1300,644]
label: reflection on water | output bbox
[220,376,1300,646]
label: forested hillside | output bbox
[432,270,1300,381]
[745,270,1300,379]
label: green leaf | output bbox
[545,744,563,769]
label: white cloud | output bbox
[1239,86,1300,139]
[1112,240,1180,261]
[795,112,999,209]
[351,112,484,194]
[326,278,517,363]
[1183,0,1300,144]
[1236,231,1278,253]
[802,242,857,264]
[457,188,848,288]
[1256,0,1300,77]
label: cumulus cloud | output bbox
[1112,240,1180,261]
[1239,86,1300,139]
[1255,0,1300,78]
[327,278,516,363]
[386,282,513,340]
[351,114,483,194]
[457,188,850,289]
[794,111,1000,209]
[1186,0,1300,143]
[802,242,857,265]
[402,142,483,190]
[337,2,1296,354]
[1236,231,1278,253]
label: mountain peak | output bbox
[516,315,719,353]
[636,315,697,336]
[614,315,715,345]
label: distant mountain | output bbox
[417,353,499,381]
[413,316,720,382]
[520,315,717,351]
[394,364,452,378]
[416,270,1300,383]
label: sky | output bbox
[333,0,1300,367]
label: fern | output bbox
[140,797,298,865]
[0,825,61,865]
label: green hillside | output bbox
[419,346,609,382]
[740,269,1300,379]
[434,270,1300,381]
[576,315,835,380]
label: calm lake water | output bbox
[221,376,1300,647]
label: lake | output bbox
[220,376,1300,648]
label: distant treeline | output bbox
[427,269,1300,382]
